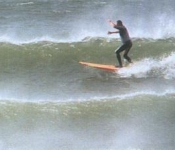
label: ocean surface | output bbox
[0,0,175,150]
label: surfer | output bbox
[108,20,132,67]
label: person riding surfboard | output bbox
[108,20,133,68]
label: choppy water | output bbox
[0,0,175,150]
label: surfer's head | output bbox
[117,20,123,25]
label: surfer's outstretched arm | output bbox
[108,31,119,34]
[108,19,116,27]
[107,19,119,34]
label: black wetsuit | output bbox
[114,25,132,67]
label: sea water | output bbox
[0,0,175,150]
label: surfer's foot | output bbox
[128,59,133,63]
[115,65,123,68]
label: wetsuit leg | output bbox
[123,41,132,63]
[115,43,128,67]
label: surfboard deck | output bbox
[79,61,120,72]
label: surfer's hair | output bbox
[117,20,123,25]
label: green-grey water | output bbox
[0,0,175,149]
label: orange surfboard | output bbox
[79,61,119,72]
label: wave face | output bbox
[0,39,174,101]
[0,0,175,150]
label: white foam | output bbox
[159,52,175,79]
[118,52,175,79]
[0,34,61,45]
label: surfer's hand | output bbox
[108,31,112,34]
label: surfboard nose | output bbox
[79,61,119,72]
